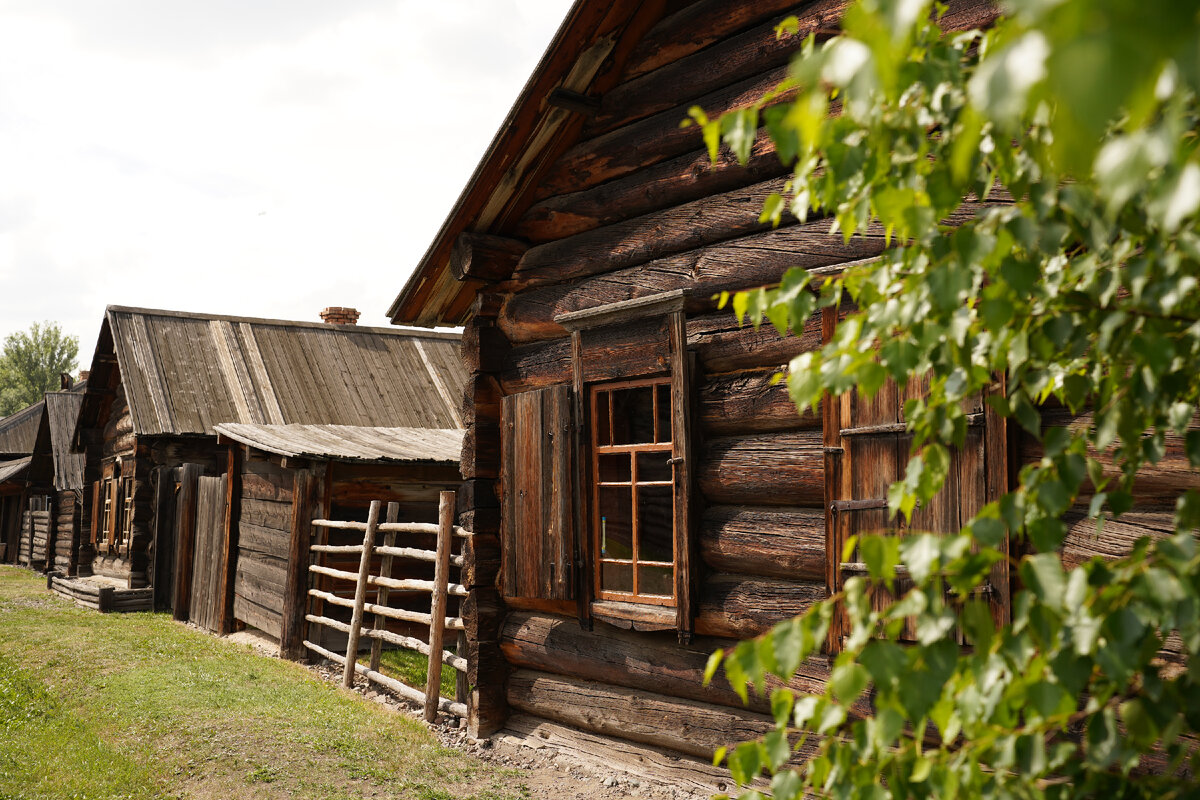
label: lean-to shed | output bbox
[212,422,464,657]
[69,305,464,626]
[379,0,1194,789]
[0,399,45,565]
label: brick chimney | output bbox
[78,370,90,382]
[319,307,360,326]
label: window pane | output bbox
[639,565,674,597]
[598,485,633,560]
[598,454,631,483]
[638,485,673,563]
[601,562,633,593]
[636,451,672,483]
[610,386,654,445]
[594,390,610,447]
[656,383,671,444]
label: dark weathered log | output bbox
[500,611,833,716]
[468,640,508,738]
[699,430,824,506]
[462,373,502,426]
[513,176,788,289]
[462,319,510,375]
[460,421,500,481]
[506,669,785,761]
[535,65,792,200]
[696,573,826,639]
[450,232,527,282]
[691,309,823,375]
[621,0,828,82]
[458,507,500,537]
[700,505,826,580]
[499,318,670,395]
[239,497,292,530]
[699,369,818,435]
[586,7,826,138]
[500,217,881,343]
[457,479,499,513]
[1019,428,1200,504]
[516,127,785,242]
[1061,505,1177,569]
[280,468,318,660]
[461,533,501,590]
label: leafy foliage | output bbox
[0,322,79,416]
[693,0,1200,796]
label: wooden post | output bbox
[425,491,454,722]
[281,468,318,661]
[342,500,381,689]
[218,446,240,634]
[369,502,400,674]
[98,585,114,613]
[172,464,202,622]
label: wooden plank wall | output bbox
[463,0,1004,762]
[188,475,227,632]
[234,457,293,639]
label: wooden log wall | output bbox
[52,490,80,575]
[456,0,1008,769]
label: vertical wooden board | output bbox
[501,385,575,601]
[669,311,697,640]
[190,475,227,632]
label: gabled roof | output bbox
[30,391,86,491]
[0,401,45,457]
[215,423,463,465]
[76,306,466,440]
[386,0,665,326]
[0,456,31,485]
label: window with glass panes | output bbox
[591,377,676,606]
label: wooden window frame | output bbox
[590,376,676,607]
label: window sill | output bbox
[590,600,675,632]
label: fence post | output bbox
[342,500,381,689]
[369,502,400,673]
[425,491,454,722]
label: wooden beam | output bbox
[218,446,241,634]
[546,88,601,116]
[450,232,527,282]
[425,492,455,722]
[172,464,203,622]
[280,467,317,661]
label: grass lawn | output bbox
[0,567,526,800]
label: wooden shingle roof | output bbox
[79,306,465,439]
[38,392,86,490]
[0,456,31,484]
[215,423,463,464]
[0,401,44,457]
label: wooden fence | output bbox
[302,492,468,721]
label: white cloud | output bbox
[0,0,573,360]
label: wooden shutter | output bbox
[825,318,1010,647]
[501,384,576,600]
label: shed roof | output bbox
[0,401,45,457]
[0,457,31,484]
[214,423,463,464]
[77,306,466,439]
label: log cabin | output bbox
[25,388,88,576]
[67,305,464,622]
[0,399,46,566]
[384,0,1195,789]
[210,422,464,657]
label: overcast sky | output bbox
[0,0,573,363]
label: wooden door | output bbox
[188,475,227,632]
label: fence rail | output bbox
[303,492,466,721]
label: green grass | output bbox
[369,648,458,699]
[0,567,525,800]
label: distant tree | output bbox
[0,323,79,416]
